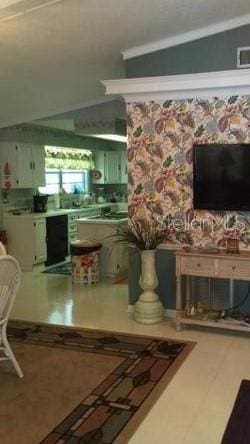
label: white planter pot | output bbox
[134,249,164,324]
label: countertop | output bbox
[3,203,127,219]
[77,217,128,225]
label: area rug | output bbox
[221,380,250,444]
[1,321,195,444]
[42,261,72,275]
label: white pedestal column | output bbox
[134,249,164,324]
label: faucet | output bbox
[101,207,111,216]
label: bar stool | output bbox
[70,240,102,285]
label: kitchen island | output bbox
[77,216,128,279]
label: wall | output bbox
[127,95,250,249]
[127,94,250,309]
[126,25,250,77]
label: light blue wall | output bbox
[126,25,250,77]
[129,248,250,312]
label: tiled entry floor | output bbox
[11,269,250,444]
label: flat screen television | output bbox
[193,143,250,211]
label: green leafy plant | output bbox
[114,218,170,251]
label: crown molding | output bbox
[122,14,250,60]
[102,69,250,102]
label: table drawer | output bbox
[181,257,215,276]
[217,259,250,279]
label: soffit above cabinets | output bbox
[74,118,127,137]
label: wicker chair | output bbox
[0,255,23,378]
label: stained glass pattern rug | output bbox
[2,321,195,444]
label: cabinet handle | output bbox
[30,161,33,169]
[232,266,236,270]
[197,263,201,267]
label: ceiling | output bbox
[0,0,249,133]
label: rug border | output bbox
[114,341,195,444]
[9,318,195,346]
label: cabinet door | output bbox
[16,144,33,188]
[105,152,120,183]
[0,142,19,188]
[34,218,47,263]
[120,150,127,184]
[92,151,105,184]
[32,146,45,187]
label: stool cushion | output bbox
[70,239,102,255]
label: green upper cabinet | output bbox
[93,150,127,184]
[0,142,45,189]
[120,150,127,184]
[105,151,120,184]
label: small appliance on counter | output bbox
[97,188,106,204]
[54,194,60,209]
[33,194,48,213]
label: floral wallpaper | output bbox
[127,96,250,248]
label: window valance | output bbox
[45,146,94,170]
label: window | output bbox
[62,170,88,193]
[39,169,89,195]
[39,169,60,195]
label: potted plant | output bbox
[115,218,169,324]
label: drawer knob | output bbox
[197,263,201,267]
[232,266,236,270]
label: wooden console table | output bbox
[175,249,250,333]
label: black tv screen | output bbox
[193,143,250,211]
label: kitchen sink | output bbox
[67,205,93,209]
[88,213,128,220]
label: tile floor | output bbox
[11,269,250,444]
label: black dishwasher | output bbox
[46,215,68,266]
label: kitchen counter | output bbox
[77,217,128,278]
[3,209,88,219]
[77,217,128,225]
[3,203,128,219]
[3,202,128,271]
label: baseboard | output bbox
[164,309,176,318]
[127,304,134,313]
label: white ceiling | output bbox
[0,0,249,129]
